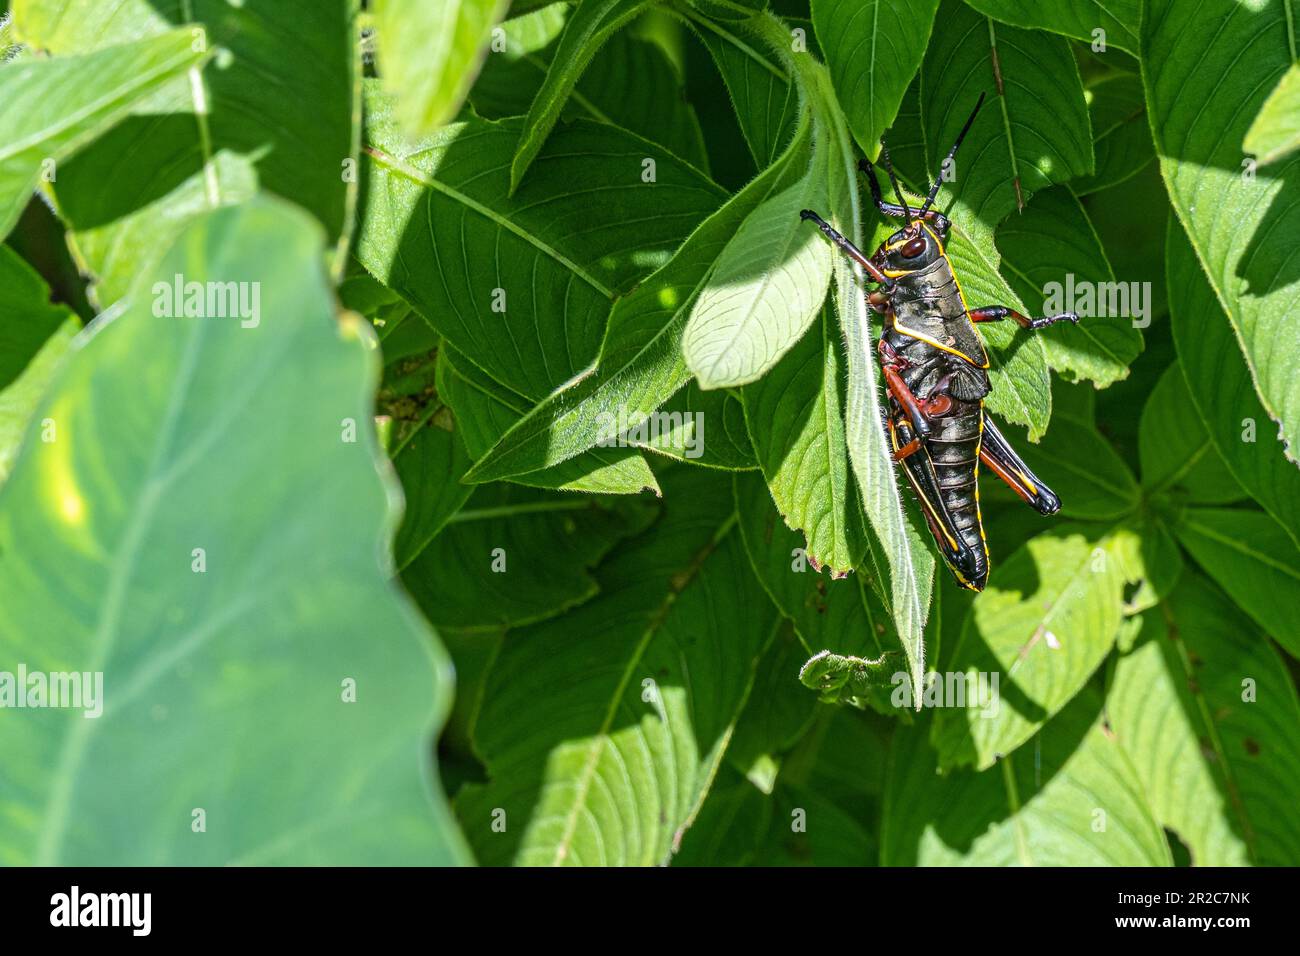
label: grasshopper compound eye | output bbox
[901,237,927,258]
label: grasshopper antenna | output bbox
[918,92,986,217]
[878,140,912,228]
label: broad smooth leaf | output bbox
[0,199,468,864]
[358,108,726,401]
[1174,508,1300,660]
[461,116,811,484]
[931,526,1127,770]
[1168,222,1300,548]
[684,161,833,389]
[13,1,361,245]
[963,0,1140,56]
[1108,579,1300,864]
[1244,62,1300,165]
[373,0,511,140]
[402,482,655,630]
[1138,362,1245,503]
[741,308,857,572]
[0,28,204,239]
[436,346,659,494]
[919,0,1092,249]
[470,5,708,170]
[0,244,74,388]
[1072,72,1154,195]
[1143,0,1300,463]
[995,185,1143,388]
[508,0,650,193]
[455,468,780,865]
[883,692,1170,865]
[811,0,939,159]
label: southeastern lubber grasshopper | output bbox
[801,94,1078,591]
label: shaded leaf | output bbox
[508,0,650,192]
[456,468,779,865]
[1168,221,1300,547]
[883,691,1169,865]
[1174,507,1300,660]
[995,185,1143,388]
[1143,0,1300,463]
[932,526,1127,770]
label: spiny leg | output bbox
[969,305,1079,330]
[978,411,1061,515]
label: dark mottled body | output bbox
[882,246,991,589]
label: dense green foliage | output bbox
[0,0,1297,866]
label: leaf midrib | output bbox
[364,145,617,300]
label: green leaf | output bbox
[995,185,1143,388]
[1072,72,1154,195]
[0,199,468,864]
[1168,221,1300,547]
[461,115,811,484]
[14,1,362,246]
[373,0,510,140]
[471,6,709,170]
[812,0,939,158]
[742,308,857,572]
[722,623,820,790]
[0,318,76,485]
[390,409,476,572]
[688,12,799,169]
[883,691,1170,865]
[1108,578,1300,864]
[931,526,1127,770]
[0,245,74,389]
[1174,508,1300,660]
[684,162,832,389]
[964,0,1140,56]
[436,345,659,494]
[508,0,651,193]
[1244,62,1300,165]
[455,467,779,865]
[1139,361,1245,503]
[919,0,1093,249]
[56,141,259,309]
[402,482,655,630]
[734,470,893,659]
[1143,0,1300,464]
[358,108,726,401]
[0,28,205,239]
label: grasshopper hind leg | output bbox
[979,411,1061,515]
[890,414,988,590]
